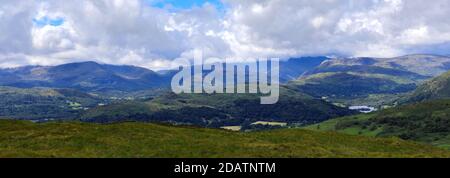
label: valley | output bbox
[1,55,450,157]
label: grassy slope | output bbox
[405,71,450,103]
[0,120,449,158]
[305,99,450,149]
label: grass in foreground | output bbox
[0,120,449,158]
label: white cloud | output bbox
[1,0,450,70]
[221,0,450,58]
[311,16,325,29]
[398,26,430,45]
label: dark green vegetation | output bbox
[289,55,450,107]
[80,86,355,127]
[0,120,448,158]
[306,99,450,149]
[0,87,106,120]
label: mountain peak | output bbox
[61,61,102,67]
[398,54,450,58]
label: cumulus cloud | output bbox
[221,0,450,58]
[1,0,450,70]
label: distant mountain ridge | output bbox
[0,57,328,93]
[0,61,172,92]
[0,54,447,103]
[314,54,450,77]
[288,54,450,107]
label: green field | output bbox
[0,120,449,158]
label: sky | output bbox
[1,0,450,70]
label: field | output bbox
[0,120,449,158]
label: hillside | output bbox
[310,55,450,77]
[278,56,328,82]
[405,71,450,103]
[80,86,355,127]
[0,86,106,120]
[288,55,450,107]
[0,120,448,158]
[290,72,416,99]
[306,99,450,149]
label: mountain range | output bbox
[289,54,450,107]
[1,54,449,127]
[0,57,332,123]
[0,61,172,93]
[0,57,328,93]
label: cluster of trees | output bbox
[0,88,105,120]
[81,94,355,128]
[0,94,77,119]
[81,104,237,127]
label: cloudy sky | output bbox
[1,0,450,70]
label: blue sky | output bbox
[33,17,64,27]
[151,0,225,10]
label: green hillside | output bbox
[0,86,106,120]
[306,99,450,149]
[405,71,450,103]
[289,72,419,108]
[290,72,416,98]
[0,120,448,158]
